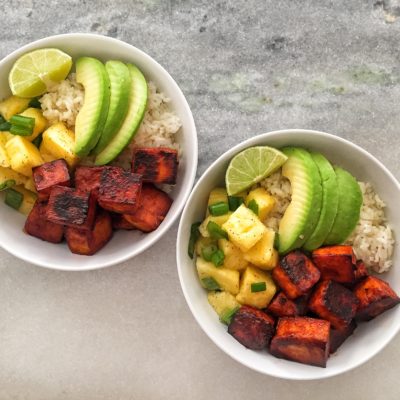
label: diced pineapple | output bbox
[222,204,266,252]
[0,132,13,146]
[5,136,44,177]
[40,122,79,167]
[243,228,278,270]
[218,239,249,271]
[24,177,37,193]
[0,166,27,186]
[245,188,276,221]
[0,96,30,121]
[236,266,277,309]
[40,151,57,164]
[199,212,232,238]
[0,140,10,168]
[18,108,48,142]
[207,291,240,321]
[195,236,216,256]
[12,185,37,215]
[196,257,240,295]
[206,187,229,216]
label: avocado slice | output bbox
[94,63,148,165]
[74,57,110,157]
[93,60,131,154]
[303,152,339,251]
[324,166,362,245]
[278,147,322,254]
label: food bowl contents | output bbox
[188,145,399,368]
[0,48,182,256]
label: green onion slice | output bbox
[220,306,240,325]
[28,98,42,109]
[9,115,35,136]
[247,199,259,216]
[228,196,244,211]
[5,188,23,210]
[32,133,43,148]
[207,221,228,240]
[0,180,16,191]
[211,249,225,267]
[188,222,201,259]
[201,244,218,262]
[208,201,229,216]
[251,282,266,293]
[201,277,220,291]
[0,121,11,131]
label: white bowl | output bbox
[176,129,400,380]
[0,33,197,271]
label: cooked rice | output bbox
[258,172,394,273]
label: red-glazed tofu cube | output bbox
[228,305,275,350]
[32,159,70,201]
[354,261,369,283]
[97,168,142,214]
[132,147,178,184]
[65,211,113,255]
[46,186,97,230]
[24,200,64,243]
[270,317,330,368]
[312,245,358,284]
[111,213,136,230]
[272,251,321,299]
[267,292,308,318]
[309,280,359,330]
[330,320,357,354]
[354,276,400,321]
[123,184,172,232]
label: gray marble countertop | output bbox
[1,1,400,399]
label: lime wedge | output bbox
[225,146,288,195]
[9,48,72,98]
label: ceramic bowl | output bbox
[176,129,400,380]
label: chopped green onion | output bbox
[220,306,240,325]
[0,115,5,124]
[251,282,266,292]
[201,244,218,262]
[273,233,279,249]
[188,222,201,259]
[28,97,42,109]
[5,188,23,210]
[211,249,225,267]
[247,199,259,216]
[208,201,229,216]
[32,133,43,148]
[9,115,35,136]
[0,121,11,131]
[207,221,228,240]
[228,196,244,211]
[0,180,16,191]
[201,277,220,291]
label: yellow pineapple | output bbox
[245,188,276,221]
[199,212,232,237]
[243,228,278,270]
[0,96,30,121]
[18,108,48,142]
[218,238,249,271]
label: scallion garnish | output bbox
[220,306,240,325]
[9,115,35,136]
[208,201,229,216]
[201,277,220,291]
[273,233,279,249]
[207,221,228,240]
[0,180,16,191]
[32,133,43,148]
[28,97,42,109]
[188,222,201,259]
[0,121,11,131]
[4,188,23,210]
[201,244,218,262]
[211,249,225,267]
[247,199,259,216]
[251,282,266,293]
[228,196,244,211]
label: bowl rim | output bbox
[0,33,198,271]
[176,128,400,380]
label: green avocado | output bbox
[278,147,323,254]
[324,166,362,245]
[74,57,110,157]
[303,152,339,251]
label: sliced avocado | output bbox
[303,152,339,251]
[75,57,110,157]
[93,60,131,154]
[278,147,322,254]
[94,63,147,165]
[324,166,362,245]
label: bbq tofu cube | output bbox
[111,213,136,230]
[312,245,357,284]
[32,159,70,201]
[309,280,358,330]
[272,251,321,299]
[330,320,357,354]
[24,200,64,243]
[97,168,142,214]
[267,292,308,318]
[46,186,96,230]
[228,305,275,350]
[123,184,172,232]
[353,276,400,321]
[354,260,369,283]
[132,147,178,184]
[270,317,330,368]
[65,211,113,255]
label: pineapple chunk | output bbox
[0,140,10,168]
[195,236,216,256]
[24,177,37,193]
[40,122,79,167]
[18,108,48,142]
[245,188,276,221]
[243,228,278,270]
[0,166,27,186]
[218,239,249,271]
[206,187,228,216]
[207,291,240,323]
[236,266,277,309]
[199,212,232,238]
[222,204,266,252]
[5,136,44,177]
[0,132,14,146]
[0,96,30,121]
[12,185,37,215]
[196,257,240,295]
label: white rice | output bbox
[258,171,394,273]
